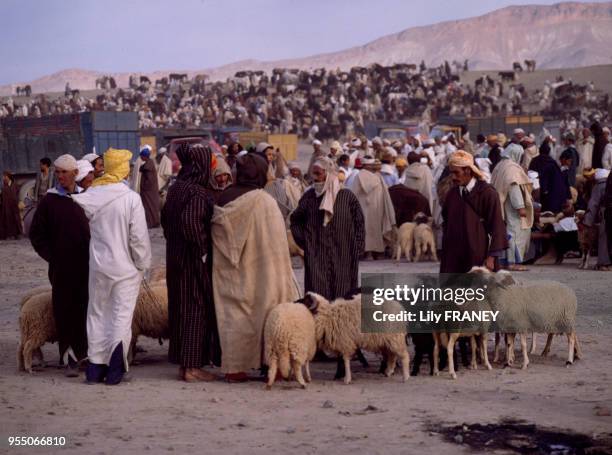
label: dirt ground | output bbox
[1,229,611,454]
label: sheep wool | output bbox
[264,302,316,389]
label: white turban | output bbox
[82,152,99,163]
[76,159,94,182]
[351,138,362,147]
[54,154,78,171]
[312,139,322,146]
[372,136,383,146]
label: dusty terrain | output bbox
[1,229,611,454]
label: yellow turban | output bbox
[92,148,133,187]
[396,158,408,168]
[448,150,484,180]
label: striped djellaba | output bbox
[161,144,221,369]
[290,188,365,300]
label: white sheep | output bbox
[395,222,416,261]
[478,268,582,368]
[17,289,56,373]
[17,282,169,372]
[301,292,410,384]
[263,302,316,389]
[413,214,437,262]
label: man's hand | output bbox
[485,256,495,271]
[518,208,527,218]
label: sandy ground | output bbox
[1,229,611,454]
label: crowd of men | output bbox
[1,108,609,384]
[1,62,609,138]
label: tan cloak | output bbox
[348,170,396,252]
[211,189,300,374]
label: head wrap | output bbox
[513,128,525,136]
[158,147,167,155]
[351,138,362,148]
[140,146,151,158]
[288,161,301,171]
[312,157,341,226]
[76,159,94,182]
[256,142,273,154]
[92,148,132,187]
[210,157,233,190]
[486,134,498,143]
[176,143,215,187]
[497,133,508,146]
[312,139,322,146]
[235,153,269,188]
[82,152,100,164]
[395,158,408,168]
[372,137,383,146]
[54,154,78,171]
[448,150,484,180]
[329,140,342,152]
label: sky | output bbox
[0,0,604,85]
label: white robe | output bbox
[130,156,145,194]
[72,182,152,369]
[156,154,173,190]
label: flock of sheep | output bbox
[17,267,581,388]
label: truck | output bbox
[0,111,139,200]
[435,115,545,138]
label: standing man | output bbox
[403,152,434,212]
[72,148,151,385]
[138,147,161,228]
[156,146,173,203]
[346,157,396,259]
[212,154,299,381]
[559,133,580,187]
[440,151,507,273]
[491,157,534,271]
[529,142,570,213]
[161,143,221,382]
[0,171,23,240]
[30,154,90,376]
[577,128,594,172]
[290,157,365,300]
[32,157,54,204]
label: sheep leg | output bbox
[530,332,537,354]
[480,334,492,370]
[304,361,312,383]
[447,334,458,379]
[398,350,410,382]
[384,353,397,377]
[469,336,478,370]
[432,334,440,376]
[414,242,422,262]
[395,242,401,261]
[573,332,582,360]
[505,334,515,367]
[265,358,278,390]
[293,359,307,389]
[343,354,352,385]
[17,343,25,371]
[430,241,438,262]
[493,333,501,363]
[541,334,553,357]
[519,334,529,369]
[566,333,576,366]
[22,340,35,374]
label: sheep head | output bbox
[296,292,329,315]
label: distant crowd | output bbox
[1,61,609,138]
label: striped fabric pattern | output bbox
[290,188,365,300]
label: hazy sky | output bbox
[0,0,602,85]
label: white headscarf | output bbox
[76,159,94,182]
[312,157,341,227]
[54,154,78,171]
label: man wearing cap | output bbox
[130,145,151,193]
[138,146,161,228]
[30,154,90,377]
[72,148,151,385]
[82,152,104,178]
[440,151,507,273]
[306,140,326,181]
[76,159,95,191]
